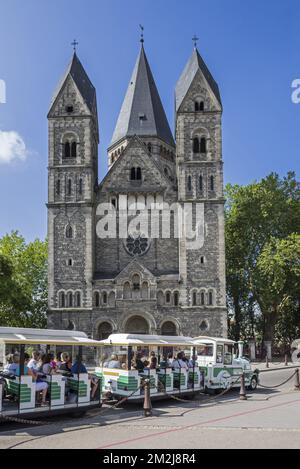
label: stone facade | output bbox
[47,46,228,340]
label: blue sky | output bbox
[0,0,299,241]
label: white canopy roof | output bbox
[0,327,101,347]
[99,334,195,347]
[193,336,236,345]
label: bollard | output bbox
[266,356,269,369]
[239,373,247,401]
[295,369,300,391]
[143,379,152,417]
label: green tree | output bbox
[225,172,300,344]
[256,235,300,343]
[0,232,48,328]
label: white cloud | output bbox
[0,130,28,164]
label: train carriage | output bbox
[193,336,259,393]
[0,327,103,420]
[95,334,205,401]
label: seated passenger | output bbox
[4,354,14,373]
[71,356,88,374]
[28,350,41,373]
[40,353,56,375]
[188,355,198,368]
[133,353,144,373]
[172,352,189,370]
[59,352,72,372]
[4,353,20,375]
[150,351,157,370]
[16,353,48,407]
[107,354,121,369]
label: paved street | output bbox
[1,368,300,449]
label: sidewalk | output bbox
[252,361,299,371]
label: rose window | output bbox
[125,234,150,257]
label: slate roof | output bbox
[175,48,222,112]
[110,46,175,148]
[49,52,97,115]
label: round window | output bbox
[125,233,150,257]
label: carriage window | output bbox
[197,344,213,357]
[224,344,233,365]
[216,345,224,364]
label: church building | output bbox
[47,38,227,339]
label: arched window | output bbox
[192,291,197,306]
[56,180,61,195]
[199,101,204,111]
[68,258,73,266]
[123,282,131,300]
[64,142,71,158]
[75,292,81,308]
[141,282,149,300]
[161,321,177,336]
[200,292,205,305]
[132,274,140,291]
[59,292,65,308]
[174,291,179,306]
[79,178,83,195]
[199,175,203,192]
[195,102,200,112]
[102,292,108,305]
[66,225,73,239]
[67,292,73,308]
[67,179,72,196]
[210,176,215,191]
[209,291,213,306]
[193,137,200,154]
[71,142,77,158]
[108,291,116,308]
[166,291,171,304]
[94,292,100,308]
[130,168,136,181]
[97,322,113,341]
[200,320,209,332]
[136,168,142,181]
[188,176,192,192]
[200,137,207,153]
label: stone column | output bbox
[264,341,272,360]
[248,339,256,361]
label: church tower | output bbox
[175,45,227,335]
[47,51,99,331]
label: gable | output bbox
[179,69,222,114]
[48,75,91,119]
[115,259,156,284]
[99,136,173,195]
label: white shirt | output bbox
[172,359,188,370]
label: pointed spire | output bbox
[175,46,222,112]
[49,51,97,115]
[110,45,175,148]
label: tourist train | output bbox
[0,327,259,420]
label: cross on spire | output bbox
[192,35,199,49]
[71,39,79,52]
[139,25,144,44]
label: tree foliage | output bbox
[0,232,48,328]
[225,172,300,345]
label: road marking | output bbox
[97,397,300,449]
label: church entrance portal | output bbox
[125,316,149,335]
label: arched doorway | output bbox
[97,322,113,340]
[125,316,149,335]
[161,321,177,336]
